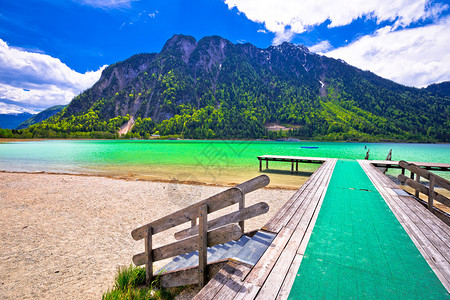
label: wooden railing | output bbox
[131,175,270,287]
[398,160,450,225]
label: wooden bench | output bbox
[131,175,270,288]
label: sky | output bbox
[0,0,449,114]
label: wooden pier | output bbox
[369,160,450,172]
[195,159,337,299]
[257,155,328,173]
[194,157,450,299]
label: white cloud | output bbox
[325,17,450,87]
[0,102,38,115]
[272,29,295,45]
[225,0,448,44]
[309,40,333,53]
[0,39,106,114]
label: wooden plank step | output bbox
[183,245,226,269]
[217,235,251,261]
[134,224,242,265]
[231,231,277,267]
[181,247,218,270]
[208,241,236,263]
[159,252,193,273]
[159,235,252,275]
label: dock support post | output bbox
[296,161,298,172]
[198,204,208,287]
[266,160,268,169]
[145,227,153,286]
[291,161,294,174]
[415,175,420,198]
[259,159,262,171]
[428,174,435,211]
[238,190,245,233]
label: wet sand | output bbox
[0,172,295,299]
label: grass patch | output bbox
[102,265,184,300]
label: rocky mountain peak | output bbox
[162,34,198,63]
[190,35,234,70]
[270,42,310,53]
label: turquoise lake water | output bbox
[0,140,448,187]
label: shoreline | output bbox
[0,170,300,190]
[0,171,296,299]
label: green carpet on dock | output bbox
[288,160,449,299]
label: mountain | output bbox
[425,81,450,97]
[0,113,34,129]
[16,105,66,129]
[22,34,449,142]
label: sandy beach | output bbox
[0,172,295,299]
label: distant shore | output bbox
[0,171,295,299]
[1,137,448,144]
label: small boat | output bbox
[300,146,319,149]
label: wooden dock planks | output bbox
[195,159,337,299]
[368,160,450,171]
[196,158,449,299]
[359,160,450,292]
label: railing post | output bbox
[145,227,153,286]
[238,188,245,234]
[191,218,197,227]
[428,174,435,211]
[386,149,392,161]
[415,175,420,198]
[198,204,208,287]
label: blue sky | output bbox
[0,0,449,114]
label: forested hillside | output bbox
[16,105,66,129]
[13,34,450,142]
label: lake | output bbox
[0,140,449,188]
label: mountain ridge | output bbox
[16,105,66,129]
[19,34,449,142]
[0,112,34,129]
